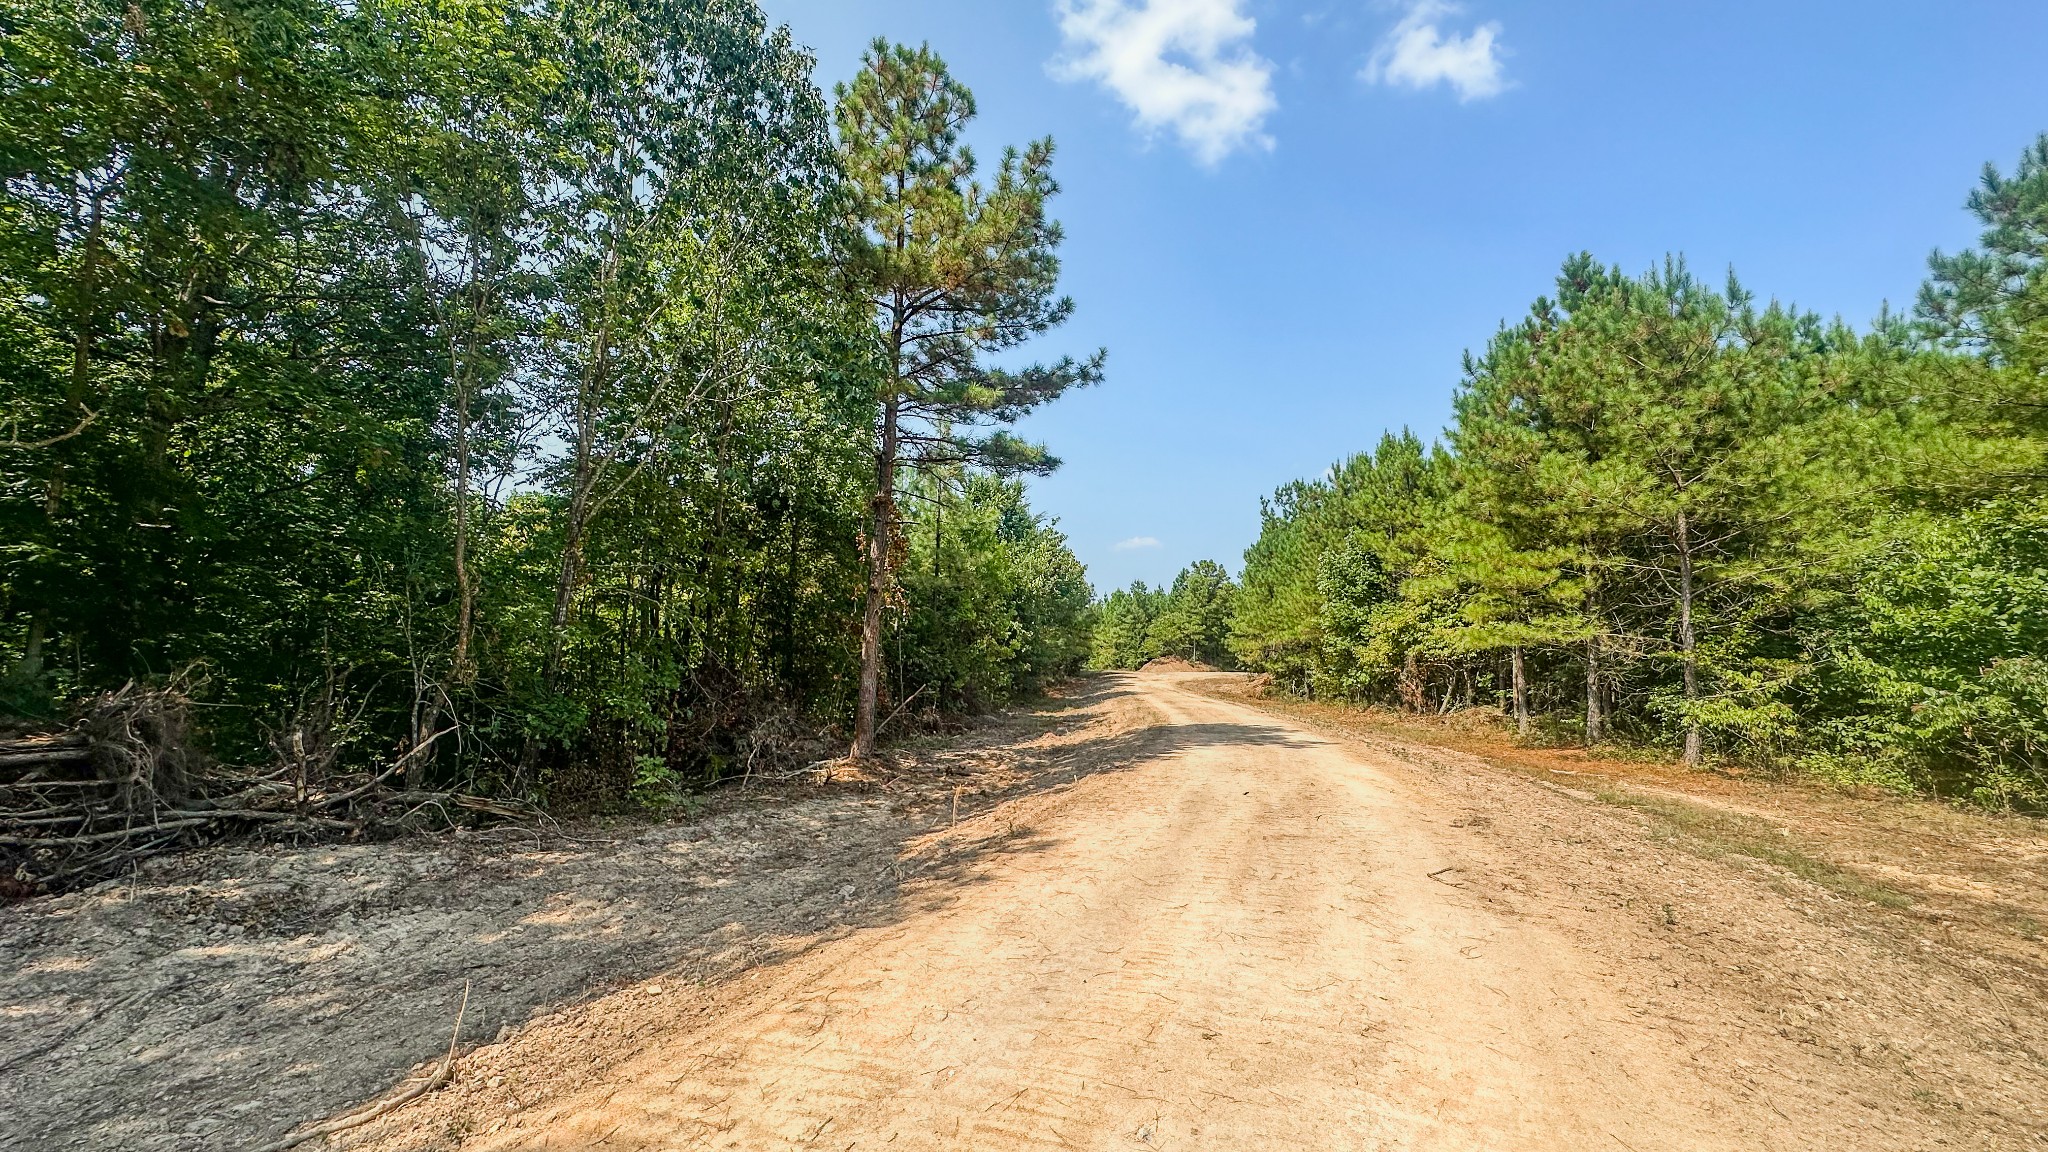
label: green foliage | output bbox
[1920,133,2048,380]
[1088,561,1238,671]
[895,474,1091,711]
[1791,501,2048,804]
[0,1,1095,810]
[1230,432,1448,696]
[1089,582,1165,670]
[833,40,1105,476]
[630,753,682,811]
[1148,560,1236,667]
[1225,141,2048,806]
[830,39,1102,756]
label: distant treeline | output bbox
[1089,561,1238,671]
[0,0,1093,807]
[1101,137,2048,808]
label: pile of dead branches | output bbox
[2,681,528,896]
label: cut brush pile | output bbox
[0,679,526,897]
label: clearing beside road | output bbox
[5,672,2044,1149]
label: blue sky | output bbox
[758,0,2048,594]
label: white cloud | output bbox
[1052,0,1277,166]
[1363,0,1509,102]
[1113,536,1163,551]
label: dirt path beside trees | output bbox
[0,684,1155,1151]
[7,672,2045,1150]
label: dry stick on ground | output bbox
[242,981,471,1152]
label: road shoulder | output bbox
[1178,671,2048,1149]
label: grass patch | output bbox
[1591,786,1913,910]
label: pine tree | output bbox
[1414,517,1585,736]
[1149,560,1237,667]
[1456,255,1828,765]
[1920,132,2048,382]
[833,40,1103,759]
[1089,583,1165,670]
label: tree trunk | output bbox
[17,197,106,684]
[17,618,46,683]
[1675,510,1702,768]
[544,451,594,683]
[781,497,799,687]
[852,173,914,763]
[544,324,606,685]
[1400,650,1425,712]
[540,233,632,688]
[18,470,63,681]
[1511,645,1530,737]
[1584,632,1603,746]
[450,363,475,680]
[850,393,899,760]
[408,677,442,792]
[450,317,477,676]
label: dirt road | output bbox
[10,672,2040,1149]
[345,673,2045,1151]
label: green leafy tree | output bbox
[0,0,1104,814]
[1231,432,1448,701]
[382,0,562,686]
[1793,500,2048,804]
[0,0,449,737]
[1229,483,1330,690]
[896,473,1091,712]
[1412,518,1585,736]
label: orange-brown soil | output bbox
[6,673,2043,1150]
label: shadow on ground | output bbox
[0,673,1222,1151]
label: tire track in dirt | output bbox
[352,675,1834,1151]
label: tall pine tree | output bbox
[833,40,1102,758]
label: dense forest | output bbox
[0,0,1097,816]
[1180,137,2047,807]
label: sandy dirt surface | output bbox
[0,685,1148,1151]
[339,673,2041,1150]
[7,672,2045,1150]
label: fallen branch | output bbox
[451,793,533,821]
[0,748,93,770]
[316,726,459,809]
[0,735,89,752]
[3,687,527,893]
[0,779,108,792]
[2,717,485,889]
[0,818,212,848]
[243,980,470,1152]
